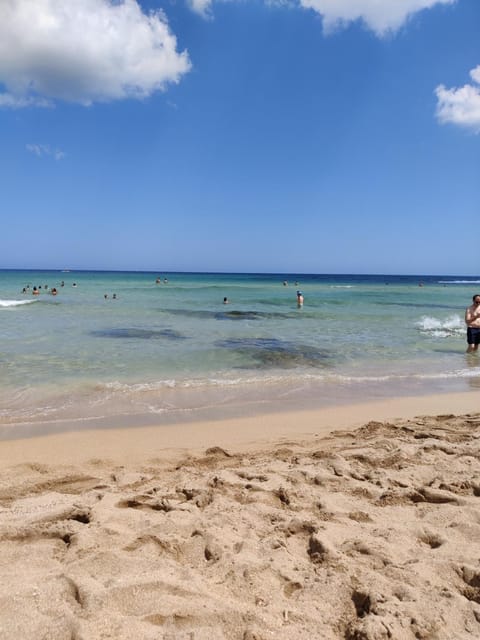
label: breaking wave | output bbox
[438,280,480,284]
[417,314,464,337]
[0,299,36,308]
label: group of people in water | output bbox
[22,283,66,296]
[23,274,304,307]
[281,280,304,307]
[21,281,115,299]
[20,276,479,353]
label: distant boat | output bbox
[61,269,71,272]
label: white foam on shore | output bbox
[2,361,478,426]
[97,366,480,397]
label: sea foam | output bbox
[0,299,36,308]
[417,314,464,337]
[438,280,480,284]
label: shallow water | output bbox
[1,270,479,435]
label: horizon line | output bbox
[1,268,479,278]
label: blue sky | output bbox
[1,0,479,274]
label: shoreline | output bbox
[1,390,479,466]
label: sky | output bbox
[1,0,479,275]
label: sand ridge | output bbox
[1,412,480,638]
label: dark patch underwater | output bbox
[215,337,332,369]
[161,308,301,321]
[91,328,185,340]
[379,302,460,310]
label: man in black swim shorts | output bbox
[465,294,480,353]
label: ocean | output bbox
[1,270,479,437]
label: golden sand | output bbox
[1,392,480,639]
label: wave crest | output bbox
[417,314,464,337]
[438,280,480,284]
[0,299,36,308]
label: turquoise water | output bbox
[1,270,479,435]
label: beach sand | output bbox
[1,392,480,639]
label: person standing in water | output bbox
[465,294,480,353]
[296,290,304,307]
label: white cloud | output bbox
[299,0,456,36]
[188,0,213,18]
[0,93,52,108]
[26,144,66,159]
[0,0,191,108]
[435,66,480,133]
[472,67,480,85]
[188,0,456,35]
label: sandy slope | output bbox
[1,407,480,639]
